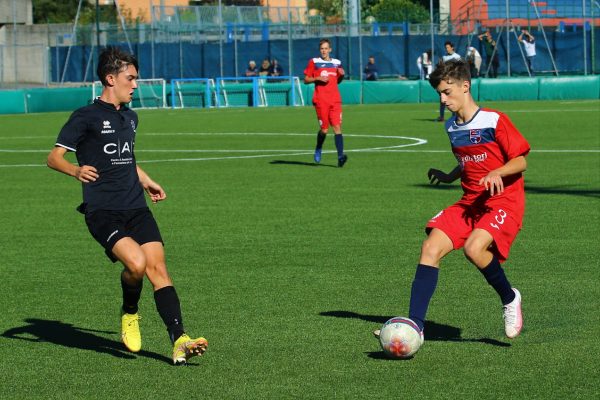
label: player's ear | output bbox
[105,74,116,87]
[463,80,470,93]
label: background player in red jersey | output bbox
[304,38,347,167]
[385,59,529,344]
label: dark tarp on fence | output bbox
[52,29,599,82]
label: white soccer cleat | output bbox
[503,288,523,339]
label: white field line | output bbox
[1,132,599,167]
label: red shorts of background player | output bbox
[425,198,524,263]
[314,101,342,131]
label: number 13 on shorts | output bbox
[490,208,508,230]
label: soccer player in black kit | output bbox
[47,47,207,365]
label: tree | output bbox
[32,0,118,24]
[33,0,89,23]
[307,0,345,23]
[369,0,429,23]
[308,0,428,24]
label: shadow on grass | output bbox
[320,311,510,349]
[412,118,448,123]
[269,160,337,168]
[525,185,600,199]
[1,318,173,364]
[413,183,460,191]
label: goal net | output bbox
[214,76,304,108]
[92,78,167,109]
[170,78,215,108]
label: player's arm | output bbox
[478,155,527,196]
[428,165,461,185]
[304,75,327,84]
[337,67,345,83]
[47,146,98,183]
[136,165,166,203]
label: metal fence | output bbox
[0,4,599,87]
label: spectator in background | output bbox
[245,60,258,77]
[417,50,433,80]
[437,42,461,122]
[269,58,284,77]
[363,55,379,81]
[466,46,482,78]
[478,30,500,78]
[259,59,271,76]
[518,29,536,76]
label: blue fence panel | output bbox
[51,29,600,82]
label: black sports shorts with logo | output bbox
[83,207,164,263]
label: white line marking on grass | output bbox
[1,131,599,167]
[509,109,599,113]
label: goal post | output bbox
[170,78,215,109]
[92,78,167,109]
[214,76,304,108]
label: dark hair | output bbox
[429,59,471,89]
[319,38,331,48]
[97,47,138,86]
[444,41,454,48]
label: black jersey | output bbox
[55,99,146,212]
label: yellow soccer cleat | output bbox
[172,334,208,365]
[121,312,142,353]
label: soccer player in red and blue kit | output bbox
[384,60,529,345]
[304,38,348,167]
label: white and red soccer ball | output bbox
[379,317,423,359]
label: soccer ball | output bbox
[378,317,423,359]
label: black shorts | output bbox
[84,207,163,263]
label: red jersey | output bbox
[304,57,342,104]
[446,108,530,205]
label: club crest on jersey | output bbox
[469,129,482,144]
[101,120,115,134]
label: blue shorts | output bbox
[84,207,163,263]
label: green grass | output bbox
[0,101,599,399]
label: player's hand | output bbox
[145,182,167,203]
[479,171,504,196]
[317,75,329,83]
[75,165,99,183]
[428,168,451,185]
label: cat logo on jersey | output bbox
[469,129,482,144]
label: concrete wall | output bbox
[0,0,33,25]
[0,23,71,85]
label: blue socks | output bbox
[479,257,515,305]
[407,258,515,332]
[408,264,439,331]
[334,134,344,158]
[315,132,326,150]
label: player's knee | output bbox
[123,253,147,280]
[420,238,445,263]
[463,238,487,264]
[147,261,167,277]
